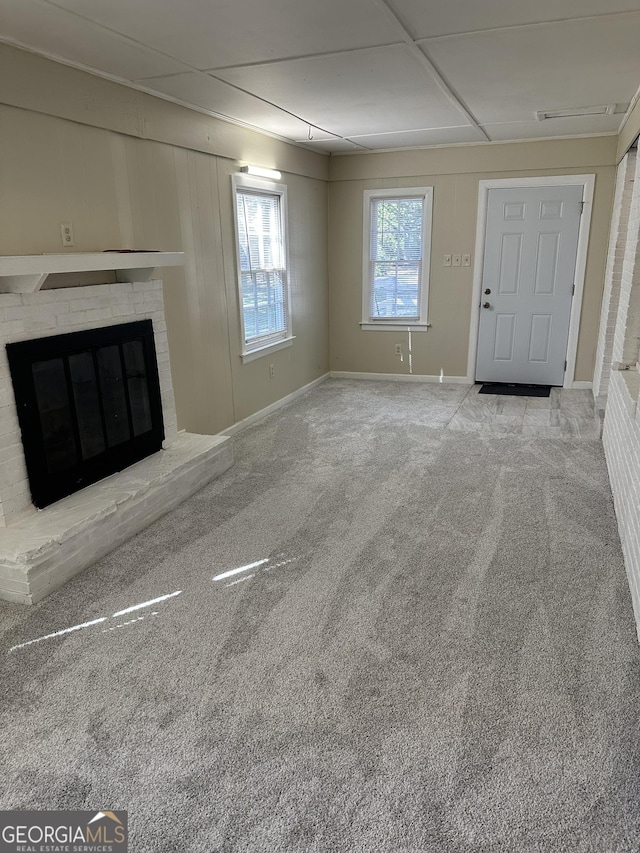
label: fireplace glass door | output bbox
[7,320,164,508]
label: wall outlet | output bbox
[443,254,452,267]
[453,254,461,267]
[462,254,471,267]
[269,363,275,378]
[394,343,402,355]
[60,222,75,247]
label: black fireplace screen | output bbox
[7,320,165,508]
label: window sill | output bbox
[360,322,430,332]
[241,336,295,363]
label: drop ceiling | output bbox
[1,0,640,154]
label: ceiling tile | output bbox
[426,15,640,124]
[347,125,484,149]
[294,138,365,153]
[390,0,640,39]
[2,0,638,152]
[216,45,468,137]
[143,72,319,139]
[483,115,622,141]
[0,0,190,80]
[293,131,344,142]
[48,0,399,70]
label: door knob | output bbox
[483,302,491,309]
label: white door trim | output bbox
[467,174,596,388]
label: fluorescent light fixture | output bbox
[536,104,616,121]
[240,165,282,180]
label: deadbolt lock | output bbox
[484,288,491,295]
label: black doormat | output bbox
[479,383,551,397]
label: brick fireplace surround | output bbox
[0,279,232,604]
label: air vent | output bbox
[536,104,616,121]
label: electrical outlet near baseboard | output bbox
[60,222,75,247]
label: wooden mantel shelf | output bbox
[0,252,185,293]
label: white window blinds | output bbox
[235,188,288,345]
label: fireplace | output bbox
[7,320,165,509]
[0,277,232,605]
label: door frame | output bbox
[466,174,596,389]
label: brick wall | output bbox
[593,149,636,401]
[602,142,640,641]
[0,280,177,526]
[613,149,640,368]
[603,370,640,638]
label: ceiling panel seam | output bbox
[39,0,404,79]
[197,43,407,75]
[16,3,372,152]
[0,37,333,158]
[40,0,194,72]
[35,0,390,150]
[202,71,371,151]
[370,0,489,141]
[416,9,640,43]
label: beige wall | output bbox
[0,45,329,434]
[0,45,327,182]
[328,138,618,381]
[0,42,626,425]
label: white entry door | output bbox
[476,184,583,385]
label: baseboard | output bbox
[330,371,470,385]
[329,371,589,390]
[571,381,593,390]
[222,373,330,437]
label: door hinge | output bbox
[564,360,567,371]
[572,284,575,296]
[579,201,585,215]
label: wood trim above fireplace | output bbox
[0,252,184,293]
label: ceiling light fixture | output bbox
[240,165,282,180]
[536,104,616,121]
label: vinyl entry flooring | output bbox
[447,385,601,439]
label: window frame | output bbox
[361,186,434,332]
[232,173,294,362]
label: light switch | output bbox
[443,254,452,267]
[453,254,461,267]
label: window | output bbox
[232,174,293,361]
[362,186,433,331]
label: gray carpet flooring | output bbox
[1,379,639,852]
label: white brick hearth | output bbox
[0,279,232,604]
